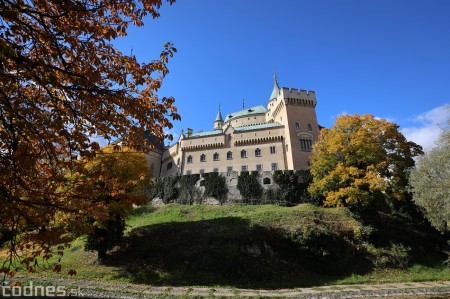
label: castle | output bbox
[146,74,321,179]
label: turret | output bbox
[268,70,280,102]
[214,105,223,130]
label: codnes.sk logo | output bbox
[1,280,82,297]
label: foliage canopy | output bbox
[308,114,422,207]
[409,126,450,233]
[0,0,177,276]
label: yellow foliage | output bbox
[309,114,422,207]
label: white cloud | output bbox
[401,104,450,151]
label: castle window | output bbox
[263,177,271,185]
[200,169,205,174]
[295,122,300,130]
[241,150,247,158]
[255,148,261,157]
[177,158,180,165]
[241,165,248,172]
[227,151,233,160]
[300,137,313,151]
[213,168,219,173]
[286,144,288,152]
[270,146,276,154]
[187,155,193,163]
[213,152,219,161]
[271,163,278,171]
[227,134,232,141]
[227,166,233,173]
[256,164,262,172]
[307,124,313,131]
[200,154,206,162]
[167,162,173,170]
[186,170,192,175]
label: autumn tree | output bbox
[0,0,178,277]
[409,127,450,233]
[69,145,151,261]
[308,114,422,208]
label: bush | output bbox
[366,243,411,269]
[177,174,201,204]
[237,171,263,203]
[150,176,178,203]
[202,172,228,204]
[273,170,308,204]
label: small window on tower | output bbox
[295,122,300,130]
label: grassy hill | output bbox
[21,204,450,288]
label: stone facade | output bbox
[146,75,321,178]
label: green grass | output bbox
[12,203,450,289]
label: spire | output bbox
[215,104,223,122]
[269,67,280,101]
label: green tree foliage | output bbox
[150,176,178,203]
[409,127,450,233]
[273,170,311,204]
[237,171,263,203]
[202,173,228,203]
[309,114,422,208]
[178,174,201,204]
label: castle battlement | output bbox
[281,87,316,99]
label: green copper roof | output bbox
[269,76,280,100]
[189,129,223,138]
[224,105,267,122]
[215,110,223,122]
[234,122,284,132]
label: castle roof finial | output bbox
[273,65,278,85]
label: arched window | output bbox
[227,151,233,160]
[167,162,173,170]
[300,136,313,151]
[255,148,261,157]
[227,134,232,141]
[307,124,313,131]
[263,177,271,185]
[200,154,206,162]
[241,150,247,158]
[177,158,180,165]
[187,155,193,163]
[295,122,300,130]
[213,152,219,161]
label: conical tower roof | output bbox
[269,72,280,100]
[215,109,223,122]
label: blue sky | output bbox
[114,0,450,150]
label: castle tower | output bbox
[265,73,320,170]
[214,105,223,130]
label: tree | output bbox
[273,170,312,204]
[237,171,263,203]
[0,0,178,277]
[308,114,422,208]
[70,145,151,261]
[409,127,450,233]
[202,172,228,204]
